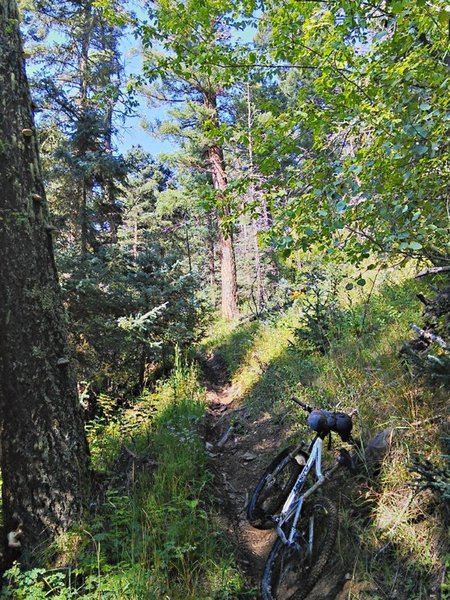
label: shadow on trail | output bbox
[202,320,262,383]
[202,278,448,600]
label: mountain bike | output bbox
[247,397,356,600]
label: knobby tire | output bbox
[247,446,308,530]
[261,497,338,600]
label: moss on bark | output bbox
[0,0,90,567]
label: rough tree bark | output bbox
[246,83,265,313]
[204,91,239,321]
[206,210,217,290]
[0,0,90,566]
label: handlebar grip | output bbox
[290,396,313,413]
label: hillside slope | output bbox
[200,271,449,600]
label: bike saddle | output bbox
[307,409,353,442]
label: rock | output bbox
[364,428,395,472]
[216,426,234,449]
[241,451,257,461]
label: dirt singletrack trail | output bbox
[202,352,350,600]
[203,352,277,584]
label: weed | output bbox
[201,264,448,600]
[291,262,344,354]
[2,354,251,599]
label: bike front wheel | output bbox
[247,446,309,529]
[261,497,338,600]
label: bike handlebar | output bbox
[290,396,355,442]
[290,396,356,419]
[290,396,313,413]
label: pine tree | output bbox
[0,0,89,563]
[21,0,128,252]
[139,0,245,319]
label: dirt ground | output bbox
[203,353,351,600]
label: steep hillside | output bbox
[2,270,447,599]
[200,270,449,600]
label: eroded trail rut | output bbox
[202,353,350,600]
[204,355,276,586]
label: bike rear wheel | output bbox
[247,446,308,530]
[261,497,338,600]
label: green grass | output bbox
[3,267,447,600]
[1,356,254,599]
[201,267,449,599]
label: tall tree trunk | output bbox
[79,2,92,106]
[206,210,217,289]
[252,222,265,313]
[247,83,265,313]
[203,92,239,320]
[208,143,239,320]
[78,2,93,253]
[104,102,119,243]
[0,0,90,564]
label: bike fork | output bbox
[276,495,304,546]
[276,499,317,559]
[308,513,314,557]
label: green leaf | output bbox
[438,10,450,26]
[391,0,405,13]
[415,125,428,138]
[414,145,428,156]
[408,241,423,250]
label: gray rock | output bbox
[364,428,395,470]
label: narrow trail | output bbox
[202,353,351,600]
[203,352,275,585]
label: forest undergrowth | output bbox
[2,268,449,599]
[1,354,252,599]
[199,267,449,600]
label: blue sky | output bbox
[117,1,258,158]
[116,12,175,158]
[116,95,175,157]
[24,1,258,160]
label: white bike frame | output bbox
[275,436,339,547]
